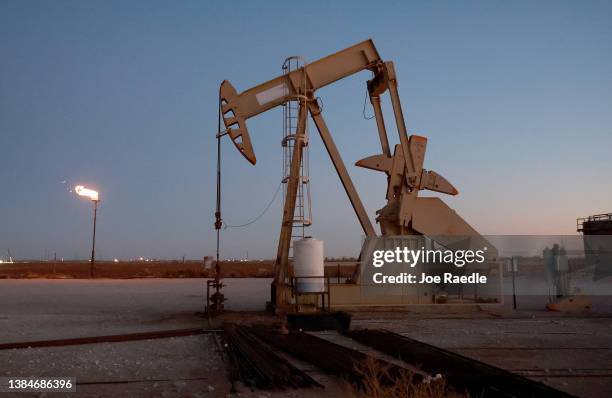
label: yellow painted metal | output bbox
[218,39,495,308]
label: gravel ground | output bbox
[0,335,227,398]
[353,313,612,397]
[2,278,610,397]
[0,279,346,397]
[0,278,270,343]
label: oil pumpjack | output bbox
[216,40,495,311]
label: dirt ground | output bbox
[351,311,612,397]
[0,279,350,397]
[1,279,610,397]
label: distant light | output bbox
[75,185,99,201]
[113,258,119,263]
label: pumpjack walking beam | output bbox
[218,40,384,167]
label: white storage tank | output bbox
[293,238,325,293]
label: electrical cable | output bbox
[362,87,374,120]
[315,96,324,114]
[223,181,283,229]
[362,71,375,120]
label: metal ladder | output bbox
[281,56,312,259]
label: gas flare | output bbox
[74,185,99,201]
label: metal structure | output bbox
[90,199,98,277]
[251,327,420,389]
[74,185,99,278]
[224,324,322,389]
[290,276,331,312]
[579,212,612,281]
[282,57,312,255]
[218,39,492,310]
[543,215,606,312]
[210,100,226,313]
[346,329,574,398]
[577,213,612,235]
[543,243,570,298]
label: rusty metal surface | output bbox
[250,326,421,389]
[346,328,576,398]
[223,325,322,390]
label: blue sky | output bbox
[1,1,611,260]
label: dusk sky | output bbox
[1,1,611,260]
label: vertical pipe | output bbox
[90,200,98,278]
[214,91,223,305]
[511,257,517,310]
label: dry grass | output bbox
[0,260,274,279]
[349,356,448,398]
[0,260,358,279]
